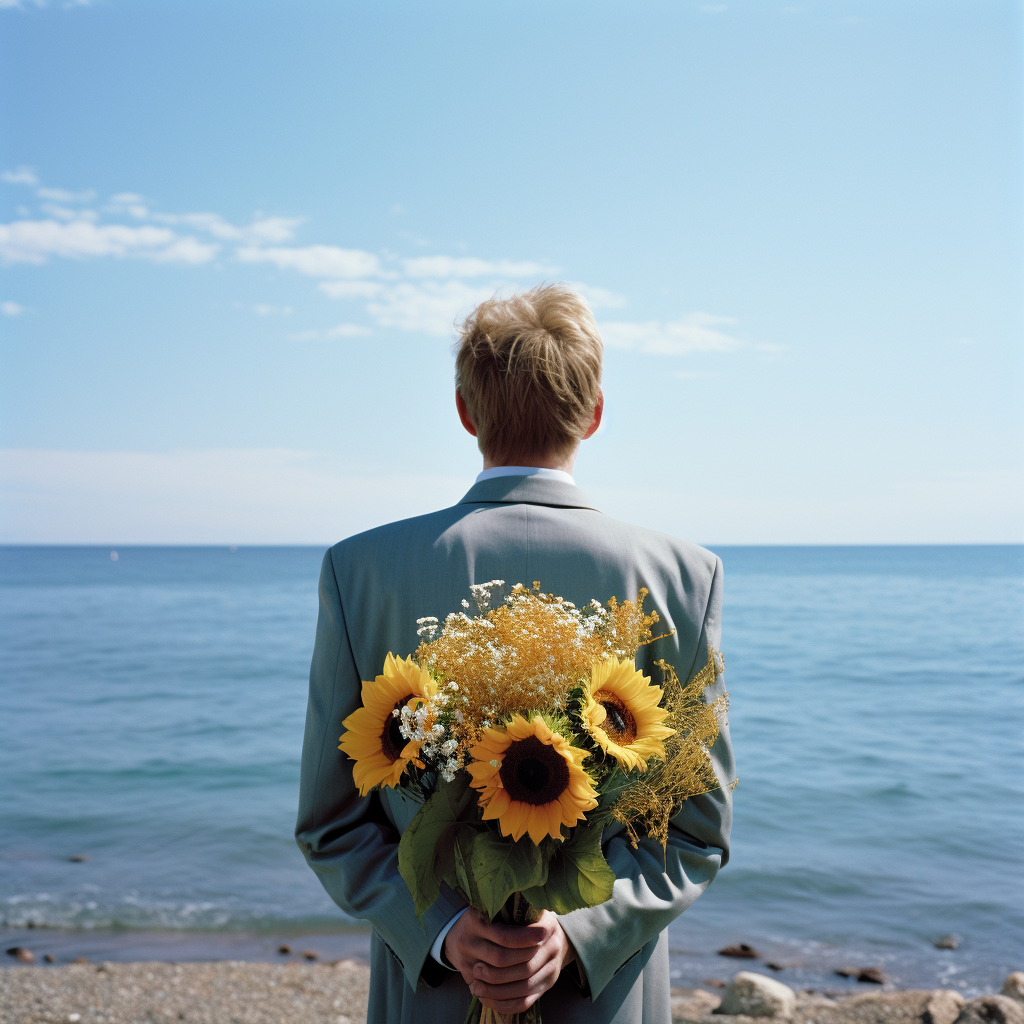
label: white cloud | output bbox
[253,303,293,316]
[319,280,385,299]
[150,236,219,264]
[327,323,371,337]
[0,219,218,265]
[600,312,742,355]
[37,186,95,203]
[2,167,39,186]
[564,281,627,310]
[0,448,471,543]
[287,323,372,341]
[237,244,381,278]
[40,203,98,222]
[246,216,303,243]
[150,212,302,244]
[5,173,755,351]
[403,256,556,279]
[699,3,727,11]
[2,301,25,316]
[366,280,497,336]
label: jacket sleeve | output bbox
[557,554,735,1001]
[294,549,466,992]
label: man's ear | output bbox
[455,390,478,437]
[581,390,603,440]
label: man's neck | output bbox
[481,446,579,476]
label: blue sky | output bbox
[1,0,1021,544]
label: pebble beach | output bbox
[3,960,1022,1024]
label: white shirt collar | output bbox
[474,465,575,486]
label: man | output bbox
[296,284,735,1023]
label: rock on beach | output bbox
[714,971,796,1017]
[952,995,1024,1024]
[1003,973,1024,1004]
[672,983,973,1024]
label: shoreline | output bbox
[2,925,1014,998]
[0,925,372,968]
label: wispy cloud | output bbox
[564,281,627,310]
[600,312,742,355]
[37,186,95,203]
[2,300,25,316]
[152,212,301,244]
[402,256,556,279]
[288,323,371,341]
[237,244,381,279]
[366,280,498,336]
[0,219,217,265]
[699,3,727,12]
[2,167,39,186]
[318,280,384,299]
[1,169,759,357]
[1,0,94,8]
[327,323,371,337]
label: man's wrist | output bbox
[430,906,468,967]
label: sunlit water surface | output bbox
[2,545,1021,995]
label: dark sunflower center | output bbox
[596,691,637,745]
[380,695,415,762]
[499,735,570,805]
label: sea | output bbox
[1,545,1022,997]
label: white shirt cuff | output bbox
[430,907,468,967]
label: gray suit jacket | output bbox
[296,475,735,1024]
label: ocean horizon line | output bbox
[3,542,1023,550]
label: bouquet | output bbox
[339,581,729,1024]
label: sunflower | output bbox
[581,658,675,772]
[339,653,438,796]
[467,714,598,845]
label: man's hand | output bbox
[444,907,577,1014]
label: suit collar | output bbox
[458,474,600,511]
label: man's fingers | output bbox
[479,919,553,948]
[477,991,543,1015]
[472,948,548,985]
[470,939,536,969]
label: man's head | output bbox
[454,284,604,467]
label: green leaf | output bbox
[563,823,616,906]
[451,826,482,909]
[464,831,548,919]
[521,823,615,914]
[398,775,477,920]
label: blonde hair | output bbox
[454,284,603,465]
